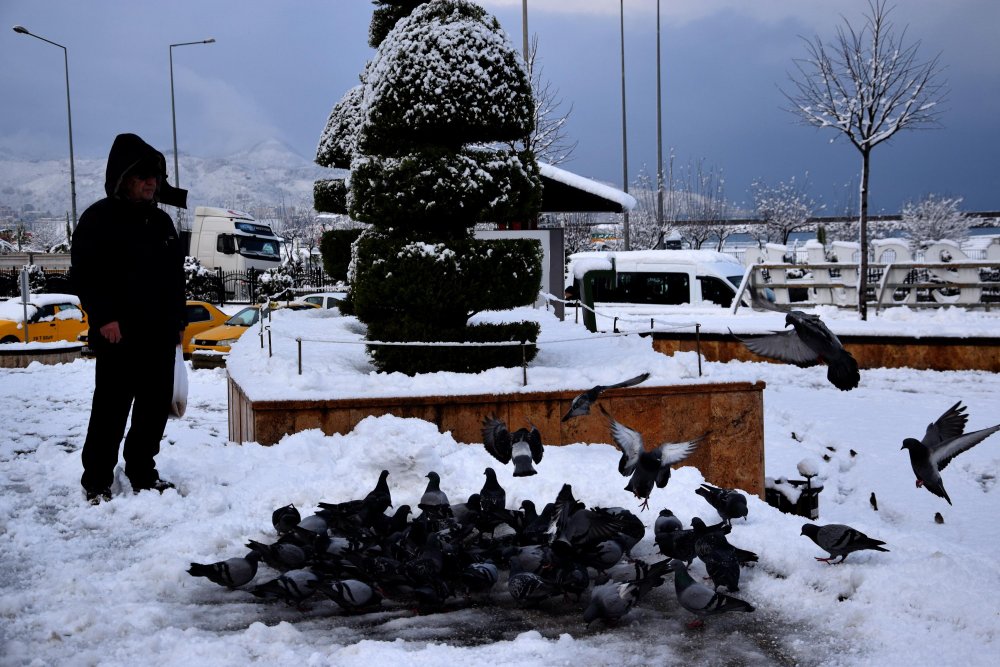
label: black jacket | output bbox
[71,134,188,346]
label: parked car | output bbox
[0,294,88,344]
[294,292,348,309]
[77,300,230,358]
[190,302,318,369]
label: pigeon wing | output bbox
[600,405,643,476]
[481,416,512,464]
[921,401,969,449]
[931,424,1000,472]
[735,329,819,366]
[526,425,544,463]
[605,372,652,391]
[678,578,717,612]
[656,434,704,468]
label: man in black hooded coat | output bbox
[71,133,188,504]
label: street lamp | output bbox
[12,25,78,231]
[169,38,215,190]
[619,0,630,249]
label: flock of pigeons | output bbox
[188,311,999,631]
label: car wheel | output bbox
[1,335,21,344]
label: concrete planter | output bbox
[0,343,84,369]
[228,376,766,496]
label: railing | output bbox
[737,260,1000,311]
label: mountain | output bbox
[0,139,344,218]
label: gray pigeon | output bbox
[418,471,449,513]
[900,400,1000,505]
[800,523,889,563]
[479,467,506,514]
[187,551,261,588]
[562,372,651,421]
[730,310,860,391]
[695,483,749,525]
[507,571,559,606]
[654,509,684,537]
[317,578,381,613]
[666,559,755,627]
[600,405,704,510]
[271,504,301,536]
[481,416,544,477]
[582,558,673,625]
[249,568,320,605]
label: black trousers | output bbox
[81,340,175,492]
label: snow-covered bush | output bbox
[901,194,970,252]
[315,0,543,375]
[183,256,219,302]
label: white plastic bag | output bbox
[170,345,188,418]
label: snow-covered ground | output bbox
[2,304,999,666]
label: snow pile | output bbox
[2,305,1000,666]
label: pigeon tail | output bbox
[826,354,860,391]
[512,455,538,477]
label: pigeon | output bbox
[695,483,749,525]
[417,471,450,513]
[900,400,1000,505]
[654,509,683,537]
[600,405,704,510]
[245,539,308,571]
[562,372,651,421]
[460,560,500,595]
[691,517,757,592]
[317,578,382,613]
[271,504,301,536]
[249,568,320,605]
[507,570,560,606]
[582,558,673,625]
[730,310,860,391]
[481,416,544,477]
[363,469,393,516]
[800,523,889,564]
[187,551,261,588]
[666,559,755,627]
[479,467,506,514]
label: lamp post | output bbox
[13,25,78,232]
[656,0,664,235]
[619,0,630,249]
[169,38,215,190]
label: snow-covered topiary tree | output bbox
[750,176,817,245]
[314,0,544,375]
[901,194,969,252]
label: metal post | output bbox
[656,0,664,235]
[695,323,703,376]
[297,338,302,375]
[12,26,77,231]
[619,0,630,249]
[521,0,529,64]
[169,38,215,233]
[521,343,528,386]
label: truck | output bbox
[185,206,282,272]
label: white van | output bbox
[567,249,747,308]
[187,206,282,272]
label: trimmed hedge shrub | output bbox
[319,228,364,283]
[314,179,348,215]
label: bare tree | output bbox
[508,35,577,165]
[901,194,969,252]
[750,175,817,245]
[674,159,731,249]
[782,0,946,319]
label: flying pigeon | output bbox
[730,310,860,391]
[600,405,704,510]
[666,559,755,627]
[800,523,889,564]
[900,400,1000,505]
[562,372,651,421]
[481,416,544,477]
[695,483,749,525]
[187,551,261,588]
[582,558,673,625]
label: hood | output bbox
[104,133,188,209]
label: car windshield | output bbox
[224,307,260,327]
[236,236,280,260]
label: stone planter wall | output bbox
[0,344,84,369]
[228,378,766,496]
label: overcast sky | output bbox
[2,0,998,214]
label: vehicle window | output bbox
[305,297,321,306]
[32,305,57,323]
[698,275,736,307]
[187,304,210,323]
[592,272,690,305]
[225,307,260,327]
[237,236,281,259]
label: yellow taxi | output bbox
[0,294,88,344]
[77,300,230,358]
[190,302,318,368]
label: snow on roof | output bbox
[538,161,637,211]
[0,293,80,322]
